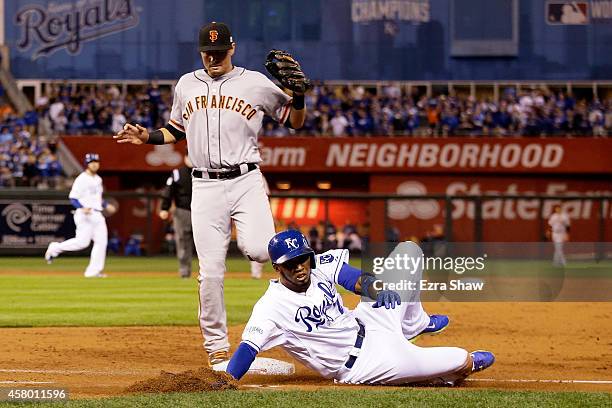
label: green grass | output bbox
[2,389,610,407]
[0,256,272,327]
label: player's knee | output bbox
[236,239,269,263]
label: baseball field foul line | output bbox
[0,368,156,376]
[2,369,612,385]
[0,381,56,384]
[467,378,612,384]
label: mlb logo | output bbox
[546,2,589,25]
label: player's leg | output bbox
[337,328,477,385]
[173,208,193,278]
[230,169,275,263]
[84,214,108,277]
[192,179,232,357]
[52,211,94,255]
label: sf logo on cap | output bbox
[209,30,218,42]
[285,238,299,250]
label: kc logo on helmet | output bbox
[285,238,299,250]
[209,30,218,42]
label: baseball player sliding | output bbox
[114,22,310,365]
[45,153,115,278]
[223,230,495,385]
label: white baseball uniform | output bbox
[241,249,470,385]
[548,211,570,266]
[46,171,108,277]
[168,66,291,353]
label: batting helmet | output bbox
[268,229,316,268]
[84,153,99,165]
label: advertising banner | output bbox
[0,201,76,249]
[61,136,612,175]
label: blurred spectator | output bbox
[108,230,122,255]
[124,232,143,256]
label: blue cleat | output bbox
[471,350,495,373]
[409,314,449,342]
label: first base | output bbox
[212,357,295,376]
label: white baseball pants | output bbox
[50,210,108,277]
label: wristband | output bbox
[146,129,165,145]
[292,94,305,110]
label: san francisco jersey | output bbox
[169,66,292,169]
[69,172,104,211]
[241,249,361,378]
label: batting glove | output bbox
[372,290,401,309]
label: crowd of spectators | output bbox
[0,96,63,188]
[263,84,612,137]
[1,82,611,189]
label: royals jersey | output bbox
[69,171,104,211]
[241,249,361,378]
[169,66,292,169]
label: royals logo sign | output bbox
[15,0,140,59]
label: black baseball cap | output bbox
[199,22,234,52]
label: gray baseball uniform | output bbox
[169,66,291,354]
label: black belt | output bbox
[192,163,258,180]
[345,319,365,369]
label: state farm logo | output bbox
[388,181,439,220]
[145,145,182,167]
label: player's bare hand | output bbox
[114,123,149,144]
[105,204,117,215]
[159,210,169,220]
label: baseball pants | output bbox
[192,169,276,354]
[50,210,108,277]
[173,207,194,278]
[336,300,469,385]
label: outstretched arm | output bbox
[337,263,401,309]
[114,123,185,145]
[225,342,258,380]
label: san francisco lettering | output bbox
[183,95,258,121]
[15,0,139,59]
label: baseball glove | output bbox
[264,49,311,94]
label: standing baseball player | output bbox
[114,22,309,365]
[45,153,115,278]
[160,153,195,278]
[223,230,495,385]
[548,204,570,266]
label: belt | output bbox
[345,319,365,369]
[192,163,258,180]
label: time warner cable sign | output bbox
[15,0,140,59]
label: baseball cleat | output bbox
[208,350,229,367]
[409,314,449,342]
[470,350,495,373]
[44,242,58,264]
[85,273,108,278]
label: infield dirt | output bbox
[1,302,610,398]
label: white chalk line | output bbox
[0,368,156,376]
[467,378,612,385]
[1,369,611,386]
[0,380,55,384]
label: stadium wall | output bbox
[4,0,612,80]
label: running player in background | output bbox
[45,153,115,278]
